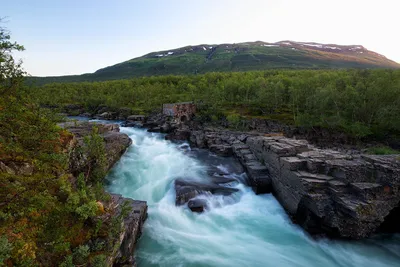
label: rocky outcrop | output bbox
[61,121,132,176]
[165,124,400,238]
[232,143,272,194]
[107,194,147,267]
[0,161,34,176]
[61,121,148,265]
[246,135,400,238]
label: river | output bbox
[106,126,400,267]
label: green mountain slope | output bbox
[30,41,400,84]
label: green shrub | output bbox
[0,236,12,265]
[91,254,107,267]
[84,128,107,183]
[73,245,90,265]
[226,114,241,129]
[59,255,73,267]
[366,146,400,155]
[75,201,98,220]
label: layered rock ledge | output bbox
[246,135,400,239]
[166,127,400,239]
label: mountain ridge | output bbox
[30,40,400,84]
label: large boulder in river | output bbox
[188,199,208,213]
[174,178,239,207]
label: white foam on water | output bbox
[107,127,400,267]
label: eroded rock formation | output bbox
[62,121,148,266]
[166,126,400,239]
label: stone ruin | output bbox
[162,102,196,123]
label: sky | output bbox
[4,0,400,76]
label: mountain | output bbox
[30,41,400,84]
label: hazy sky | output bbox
[5,0,400,76]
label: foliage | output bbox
[366,146,400,155]
[31,69,400,141]
[0,236,12,265]
[59,255,73,267]
[91,254,107,267]
[226,114,241,129]
[83,128,107,183]
[72,245,89,265]
[0,24,125,266]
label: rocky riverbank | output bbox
[61,121,148,266]
[139,113,400,239]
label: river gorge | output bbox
[104,126,400,267]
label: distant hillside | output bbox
[29,41,400,84]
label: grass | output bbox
[366,146,400,155]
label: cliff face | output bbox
[63,121,147,266]
[245,136,400,238]
[170,127,400,239]
[61,121,132,176]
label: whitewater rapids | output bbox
[106,127,400,267]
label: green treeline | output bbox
[33,69,400,139]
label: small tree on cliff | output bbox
[0,19,25,95]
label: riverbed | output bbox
[106,126,400,267]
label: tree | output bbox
[0,19,25,95]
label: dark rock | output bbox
[122,121,143,128]
[147,127,161,133]
[232,142,272,194]
[188,199,208,213]
[209,145,233,157]
[127,115,146,121]
[165,129,190,140]
[107,194,147,266]
[209,175,237,185]
[174,178,239,206]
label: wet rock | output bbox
[209,145,233,157]
[122,121,143,128]
[147,127,161,133]
[165,129,190,140]
[79,112,92,117]
[127,115,146,121]
[209,175,237,185]
[188,199,208,213]
[174,178,239,206]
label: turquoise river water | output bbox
[106,127,400,267]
